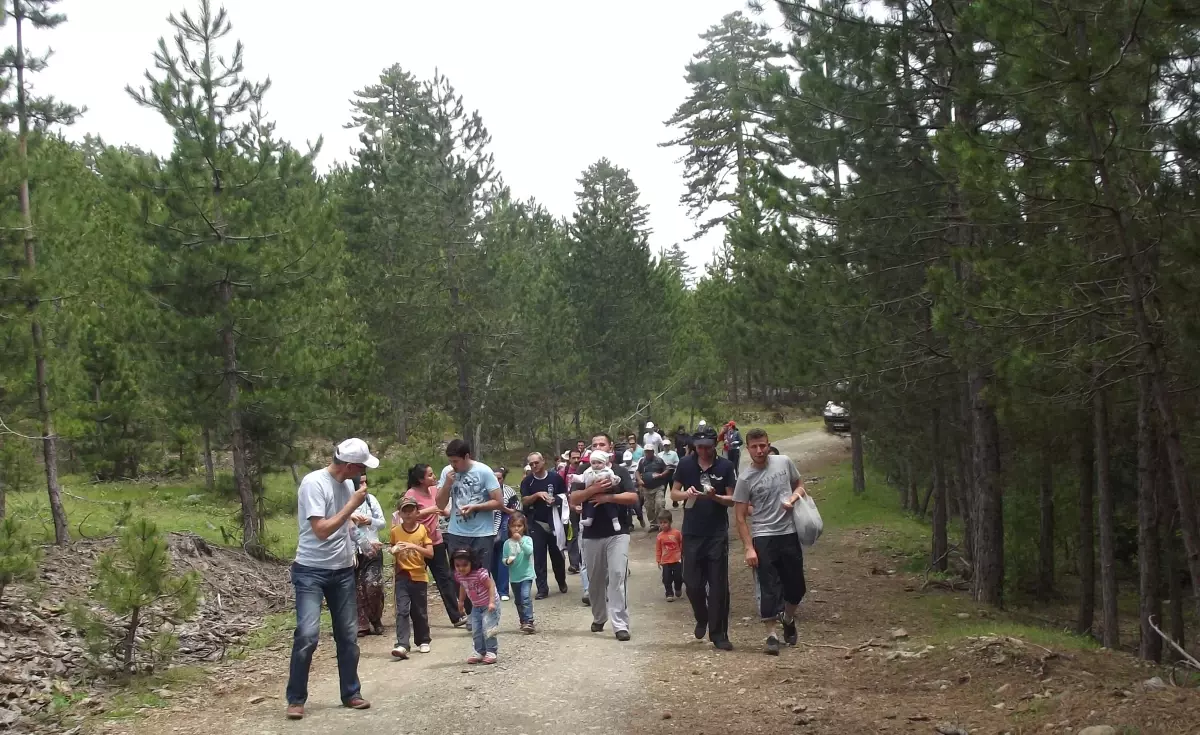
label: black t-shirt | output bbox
[638,455,668,488]
[580,465,635,539]
[674,454,737,537]
[520,471,568,526]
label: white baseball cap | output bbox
[335,438,380,469]
[643,443,656,452]
[646,421,655,429]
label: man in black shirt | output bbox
[637,444,669,532]
[670,425,737,651]
[570,432,638,641]
[519,452,569,599]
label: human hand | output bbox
[351,514,370,526]
[351,485,367,507]
[686,486,702,500]
[487,602,496,613]
[591,476,613,493]
[744,547,759,568]
[460,504,474,517]
[444,470,457,487]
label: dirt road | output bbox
[112,430,1200,735]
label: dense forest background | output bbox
[1,0,1198,664]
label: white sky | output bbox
[27,0,782,271]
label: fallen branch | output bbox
[1150,615,1200,670]
[798,640,852,651]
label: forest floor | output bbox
[82,429,1200,735]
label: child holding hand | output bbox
[452,548,501,664]
[389,496,434,658]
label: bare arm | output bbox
[436,471,452,509]
[309,484,366,540]
[417,540,434,559]
[570,476,612,506]
[735,501,758,567]
[486,576,498,610]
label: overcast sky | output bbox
[28,0,781,271]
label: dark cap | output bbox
[693,426,718,447]
[398,495,419,509]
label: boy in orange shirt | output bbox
[389,496,434,658]
[655,510,683,601]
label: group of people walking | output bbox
[281,422,809,721]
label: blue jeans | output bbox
[492,536,510,593]
[468,603,500,655]
[510,579,534,624]
[286,563,360,706]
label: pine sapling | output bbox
[74,519,200,672]
[0,517,40,601]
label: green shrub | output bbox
[0,517,40,601]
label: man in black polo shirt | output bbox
[669,425,736,651]
[519,452,569,599]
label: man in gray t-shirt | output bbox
[285,438,379,720]
[733,428,808,657]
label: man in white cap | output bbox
[286,438,379,720]
[642,421,663,452]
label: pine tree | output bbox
[73,519,200,672]
[0,516,38,601]
[0,0,80,544]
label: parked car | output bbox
[823,401,850,433]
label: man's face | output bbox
[576,441,586,452]
[569,451,581,465]
[336,462,365,481]
[448,455,470,473]
[528,454,545,473]
[592,435,612,453]
[747,435,771,464]
[696,443,715,462]
[627,435,636,447]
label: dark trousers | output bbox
[727,448,741,470]
[683,534,731,641]
[286,563,359,706]
[661,561,683,596]
[428,542,463,624]
[751,533,807,620]
[393,574,430,649]
[567,510,583,569]
[444,533,494,613]
[530,521,566,595]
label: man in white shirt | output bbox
[642,421,663,452]
[286,438,379,721]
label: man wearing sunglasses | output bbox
[286,438,379,720]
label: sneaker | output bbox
[666,594,675,602]
[582,595,590,606]
[615,630,631,642]
[501,595,510,601]
[285,704,304,720]
[694,621,707,640]
[782,616,798,646]
[765,635,781,656]
[390,645,408,659]
[467,653,483,664]
[568,566,580,574]
[713,638,734,651]
[590,622,605,633]
[559,582,569,594]
[452,617,467,628]
[344,697,370,710]
[482,653,498,665]
[418,643,431,654]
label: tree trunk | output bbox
[1136,374,1161,662]
[969,368,1003,607]
[1077,416,1096,635]
[956,394,975,568]
[1094,386,1119,648]
[908,462,920,514]
[931,408,948,572]
[1159,445,1185,660]
[290,464,301,486]
[573,408,582,439]
[14,6,67,545]
[202,426,215,492]
[220,281,260,556]
[1037,444,1055,602]
[123,605,141,673]
[851,420,865,495]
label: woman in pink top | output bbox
[403,464,464,627]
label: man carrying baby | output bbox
[570,432,638,641]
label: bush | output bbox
[0,438,38,494]
[0,517,40,601]
[71,519,200,673]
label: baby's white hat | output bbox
[589,450,610,464]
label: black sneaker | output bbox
[535,591,549,600]
[581,595,590,606]
[590,622,605,633]
[713,638,734,651]
[765,635,781,656]
[615,630,631,642]
[694,621,707,640]
[782,617,798,646]
[558,582,569,594]
[567,566,580,574]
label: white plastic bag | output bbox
[791,495,823,547]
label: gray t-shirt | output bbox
[733,455,801,538]
[294,469,356,570]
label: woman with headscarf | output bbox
[351,474,386,635]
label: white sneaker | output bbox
[501,595,510,601]
[390,646,408,659]
[418,643,430,654]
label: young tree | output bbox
[0,516,38,600]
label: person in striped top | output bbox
[453,548,501,664]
